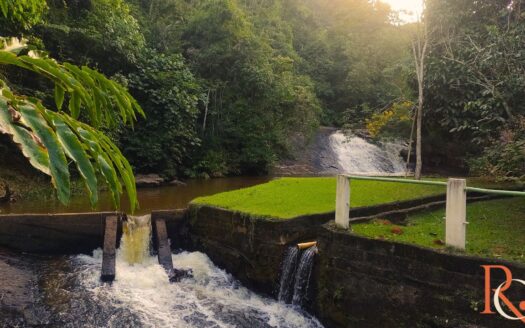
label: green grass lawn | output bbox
[353,197,525,264]
[192,177,445,219]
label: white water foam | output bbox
[329,131,407,176]
[73,249,324,328]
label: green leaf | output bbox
[69,91,81,119]
[0,1,8,18]
[54,84,65,110]
[19,104,71,205]
[0,96,50,175]
[50,112,98,207]
[74,125,121,209]
[0,51,144,128]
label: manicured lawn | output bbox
[353,197,525,264]
[192,177,445,219]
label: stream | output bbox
[0,177,270,215]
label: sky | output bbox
[382,0,423,22]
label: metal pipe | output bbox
[343,174,448,187]
[297,241,317,250]
[465,187,525,197]
[342,175,525,197]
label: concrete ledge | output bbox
[314,223,525,328]
[186,204,525,328]
[0,212,122,253]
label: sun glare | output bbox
[382,0,423,22]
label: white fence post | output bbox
[335,175,350,229]
[445,178,467,250]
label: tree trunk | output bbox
[415,91,423,179]
[202,89,211,131]
[413,1,428,180]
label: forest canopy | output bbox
[1,0,524,181]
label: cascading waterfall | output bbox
[120,214,152,264]
[278,245,318,307]
[329,130,407,175]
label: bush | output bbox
[469,116,525,180]
[366,100,413,139]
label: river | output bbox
[0,176,270,215]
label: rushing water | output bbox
[0,212,323,328]
[278,246,317,308]
[277,247,300,303]
[0,176,270,215]
[121,215,152,264]
[329,131,407,175]
[2,249,324,328]
[291,246,317,307]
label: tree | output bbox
[425,0,525,177]
[412,0,428,180]
[119,49,202,177]
[0,2,144,211]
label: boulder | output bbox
[169,179,187,187]
[135,174,164,187]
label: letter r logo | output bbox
[481,265,525,323]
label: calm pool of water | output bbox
[0,177,270,215]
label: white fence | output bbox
[335,175,525,250]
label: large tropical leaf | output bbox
[0,51,144,128]
[0,84,139,212]
[0,4,142,212]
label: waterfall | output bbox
[278,245,317,307]
[120,214,152,264]
[329,130,407,175]
[278,246,300,303]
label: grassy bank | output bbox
[192,177,445,219]
[353,197,525,264]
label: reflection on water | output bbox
[0,249,324,328]
[0,177,270,214]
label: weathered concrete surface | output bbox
[101,216,118,282]
[186,205,525,328]
[313,223,525,328]
[154,219,174,272]
[186,205,330,295]
[0,212,122,253]
[152,209,187,249]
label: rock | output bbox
[168,268,193,283]
[390,226,404,235]
[135,174,165,187]
[169,179,187,187]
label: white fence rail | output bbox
[335,174,525,250]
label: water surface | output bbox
[0,249,324,328]
[1,177,270,215]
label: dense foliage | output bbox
[3,0,523,182]
[120,50,202,177]
[36,0,414,177]
[425,0,525,178]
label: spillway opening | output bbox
[278,244,318,308]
